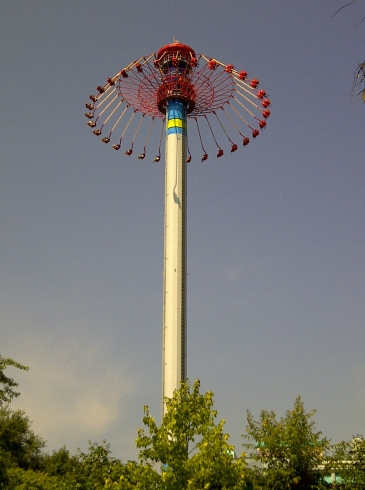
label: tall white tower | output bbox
[162,99,187,414]
[156,41,196,415]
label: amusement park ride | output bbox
[84,40,271,415]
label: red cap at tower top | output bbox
[157,41,196,60]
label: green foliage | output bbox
[243,396,329,490]
[42,446,80,477]
[0,455,10,490]
[3,441,136,490]
[0,356,29,407]
[104,461,159,490]
[2,352,364,490]
[332,436,365,489]
[5,466,61,490]
[75,441,129,489]
[0,406,45,472]
[135,379,247,490]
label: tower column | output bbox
[162,100,187,415]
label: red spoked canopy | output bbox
[85,41,271,161]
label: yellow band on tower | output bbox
[167,118,187,130]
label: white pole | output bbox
[162,100,187,415]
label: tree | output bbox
[0,407,49,490]
[243,396,329,490]
[42,446,81,479]
[332,435,365,489]
[352,62,365,102]
[4,466,61,490]
[0,406,45,472]
[4,439,137,489]
[333,0,365,102]
[0,406,46,489]
[0,356,29,407]
[103,460,142,490]
[75,441,131,489]
[0,354,140,489]
[133,379,247,490]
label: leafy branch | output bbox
[0,355,29,406]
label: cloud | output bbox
[6,330,136,453]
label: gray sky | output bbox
[1,1,364,461]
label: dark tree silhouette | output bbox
[333,0,365,102]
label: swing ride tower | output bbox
[157,43,194,413]
[84,40,271,415]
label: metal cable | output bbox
[130,113,144,146]
[214,111,234,144]
[100,98,123,128]
[221,107,244,137]
[204,115,221,149]
[94,86,118,109]
[156,118,164,158]
[118,110,136,143]
[195,117,206,153]
[96,93,119,121]
[234,86,261,110]
[232,93,258,119]
[228,102,250,128]
[143,117,154,151]
[109,105,128,135]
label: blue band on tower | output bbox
[167,101,187,135]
